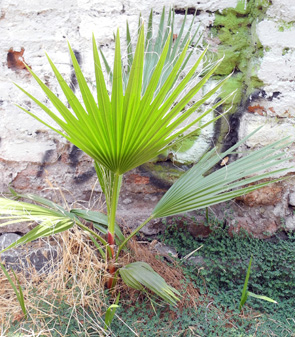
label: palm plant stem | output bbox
[108,173,121,239]
[107,173,122,288]
[77,220,115,288]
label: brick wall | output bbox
[1,0,295,236]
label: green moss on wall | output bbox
[171,0,271,158]
[278,20,295,32]
[153,0,270,176]
[210,0,271,149]
[212,0,270,76]
[170,129,202,156]
[141,162,185,187]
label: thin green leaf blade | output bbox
[92,34,111,115]
[104,293,120,330]
[0,262,27,318]
[240,256,252,310]
[248,292,277,304]
[11,268,27,318]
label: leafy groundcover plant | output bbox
[0,8,291,311]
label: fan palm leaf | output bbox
[0,191,118,254]
[152,129,291,218]
[101,7,202,92]
[0,198,76,254]
[16,24,230,175]
[118,128,291,250]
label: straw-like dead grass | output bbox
[0,227,110,336]
[0,223,201,337]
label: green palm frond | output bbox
[9,189,119,239]
[0,198,76,254]
[71,208,124,242]
[9,188,70,214]
[101,7,202,92]
[119,261,180,306]
[16,21,228,175]
[0,192,116,253]
[152,128,291,218]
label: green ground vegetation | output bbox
[157,214,295,336]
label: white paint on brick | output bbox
[249,5,295,157]
[257,21,295,49]
[266,0,295,22]
[255,7,295,118]
[239,113,295,177]
[0,139,56,162]
[240,115,295,147]
[77,0,238,13]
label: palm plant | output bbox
[0,9,291,306]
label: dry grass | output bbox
[0,223,198,337]
[0,227,110,337]
[0,223,201,337]
[0,224,270,337]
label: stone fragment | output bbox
[153,242,178,261]
[285,216,295,230]
[186,256,206,267]
[0,233,21,256]
[187,222,212,238]
[0,233,20,245]
[227,217,278,239]
[122,198,132,205]
[236,184,283,207]
[288,192,295,206]
[0,233,57,273]
[139,219,165,236]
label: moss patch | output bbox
[209,0,271,149]
[278,20,295,32]
[140,161,187,187]
[152,0,271,182]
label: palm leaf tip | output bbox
[119,261,180,305]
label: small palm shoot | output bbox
[0,8,291,309]
[239,256,277,311]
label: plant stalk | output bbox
[108,173,121,238]
[107,172,121,288]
